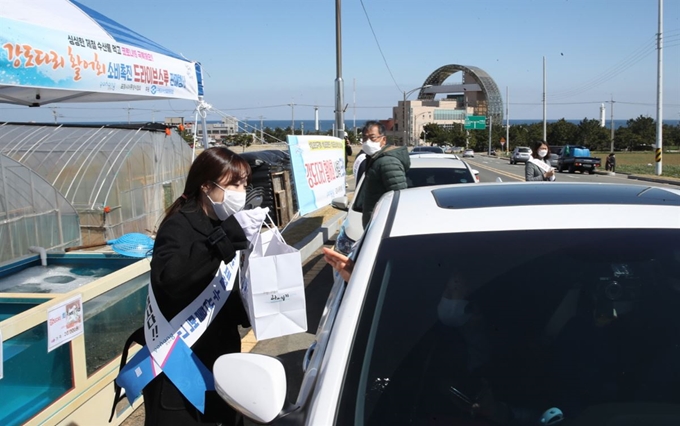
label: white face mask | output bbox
[538,149,548,158]
[437,298,472,327]
[208,183,246,220]
[362,140,382,155]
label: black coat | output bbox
[146,199,250,424]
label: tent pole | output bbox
[199,96,210,150]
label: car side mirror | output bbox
[331,196,349,211]
[214,353,287,424]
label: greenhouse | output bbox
[0,123,192,257]
[0,154,80,263]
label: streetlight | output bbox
[402,85,432,146]
[414,111,430,145]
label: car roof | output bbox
[382,182,680,237]
[408,156,470,169]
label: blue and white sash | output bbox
[116,256,239,413]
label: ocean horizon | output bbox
[60,118,680,131]
[232,118,680,132]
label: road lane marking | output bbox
[466,159,524,181]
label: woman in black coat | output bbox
[143,147,266,426]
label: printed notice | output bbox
[47,295,84,352]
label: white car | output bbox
[214,182,680,425]
[463,149,475,158]
[331,155,479,255]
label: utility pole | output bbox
[334,0,346,139]
[655,0,664,176]
[506,86,510,154]
[353,78,356,140]
[610,96,615,153]
[288,103,295,134]
[488,117,493,155]
[259,116,265,143]
[542,56,547,141]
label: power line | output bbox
[552,30,680,101]
[358,0,402,94]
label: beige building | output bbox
[391,64,503,145]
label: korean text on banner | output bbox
[240,226,307,341]
[287,135,347,216]
[0,17,199,101]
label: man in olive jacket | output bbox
[357,121,410,229]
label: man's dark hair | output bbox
[362,120,386,136]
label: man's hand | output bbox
[323,247,354,282]
[233,207,269,245]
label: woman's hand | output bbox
[323,247,354,282]
[544,169,555,179]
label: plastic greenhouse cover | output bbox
[0,154,81,263]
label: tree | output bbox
[577,118,610,151]
[625,115,656,150]
[547,119,579,147]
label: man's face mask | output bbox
[362,139,381,155]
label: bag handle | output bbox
[262,213,287,244]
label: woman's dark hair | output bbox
[531,140,550,158]
[161,147,251,226]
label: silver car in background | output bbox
[510,146,532,164]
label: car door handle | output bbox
[302,341,317,372]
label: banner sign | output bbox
[0,17,200,101]
[287,135,347,216]
[47,294,84,352]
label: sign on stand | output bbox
[465,115,487,130]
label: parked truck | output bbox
[557,145,601,174]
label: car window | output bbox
[519,147,531,153]
[406,167,473,186]
[338,229,680,425]
[352,167,473,212]
[413,146,444,153]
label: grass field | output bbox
[593,151,680,179]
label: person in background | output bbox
[344,136,353,166]
[356,120,410,228]
[606,153,616,172]
[144,147,268,426]
[525,140,556,182]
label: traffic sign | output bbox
[500,137,506,145]
[465,115,486,130]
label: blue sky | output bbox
[2,0,679,124]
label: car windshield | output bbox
[338,229,680,425]
[519,148,531,153]
[413,146,444,153]
[352,167,472,212]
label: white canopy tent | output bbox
[0,0,212,146]
[0,0,203,105]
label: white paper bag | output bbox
[240,222,307,341]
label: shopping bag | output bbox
[240,219,307,341]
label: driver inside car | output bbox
[434,271,564,426]
[549,261,680,418]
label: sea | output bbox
[238,119,680,132]
[64,118,679,131]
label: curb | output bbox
[627,174,680,187]
[293,210,346,261]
